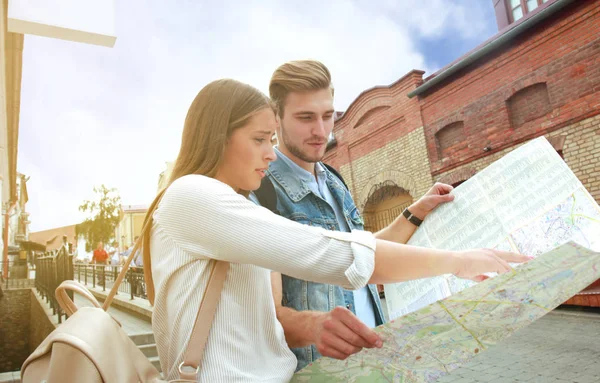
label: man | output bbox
[92,241,109,286]
[60,235,70,255]
[108,240,120,266]
[260,60,454,370]
[92,242,109,265]
[132,236,143,267]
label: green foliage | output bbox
[77,185,122,252]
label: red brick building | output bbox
[325,0,600,306]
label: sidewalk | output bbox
[73,289,152,335]
[437,309,600,383]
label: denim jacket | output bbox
[267,158,386,371]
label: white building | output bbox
[1,0,117,278]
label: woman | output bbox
[139,79,528,382]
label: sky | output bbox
[18,0,498,232]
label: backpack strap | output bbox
[254,175,279,214]
[254,164,349,214]
[323,163,349,191]
[56,259,228,380]
[179,260,229,379]
[58,188,229,380]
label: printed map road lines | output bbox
[292,243,600,382]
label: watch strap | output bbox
[402,208,423,227]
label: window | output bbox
[508,0,549,22]
[436,121,466,159]
[506,83,551,129]
[547,135,566,159]
[451,180,466,188]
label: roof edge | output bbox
[408,0,575,98]
[336,69,425,125]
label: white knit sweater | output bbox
[150,175,376,382]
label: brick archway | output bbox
[357,170,417,211]
[436,167,477,187]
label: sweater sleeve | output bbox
[152,175,376,290]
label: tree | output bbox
[77,185,122,252]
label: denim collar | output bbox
[268,147,324,203]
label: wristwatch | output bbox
[402,208,423,227]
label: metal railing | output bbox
[2,246,148,323]
[35,247,74,323]
[72,263,147,301]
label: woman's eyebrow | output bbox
[255,130,274,135]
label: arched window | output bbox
[435,121,465,159]
[506,83,551,129]
[353,106,390,129]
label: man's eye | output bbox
[254,138,265,143]
[324,114,333,120]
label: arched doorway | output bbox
[362,181,413,299]
[363,181,413,233]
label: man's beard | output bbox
[280,123,326,164]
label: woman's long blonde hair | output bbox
[139,79,273,304]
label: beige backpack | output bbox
[21,239,229,383]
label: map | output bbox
[511,188,600,256]
[291,243,600,382]
[384,137,600,319]
[292,137,600,382]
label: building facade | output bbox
[115,204,148,250]
[325,0,599,305]
[1,0,117,279]
[157,161,174,192]
[28,224,76,253]
[327,0,599,229]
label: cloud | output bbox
[18,0,494,232]
[371,0,494,40]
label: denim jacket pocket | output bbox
[348,207,365,227]
[286,212,312,226]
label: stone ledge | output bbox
[549,307,600,320]
[0,370,19,383]
[32,290,60,328]
[85,286,153,320]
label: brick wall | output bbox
[0,289,57,373]
[339,127,433,210]
[506,82,552,128]
[29,290,57,355]
[436,121,467,160]
[434,114,600,204]
[418,1,600,176]
[320,2,599,219]
[557,115,600,203]
[325,71,431,207]
[325,70,425,173]
[0,289,30,372]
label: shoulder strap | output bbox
[107,232,228,379]
[66,190,229,380]
[179,260,229,379]
[58,257,228,380]
[253,175,279,214]
[324,163,349,191]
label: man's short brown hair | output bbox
[269,60,334,118]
